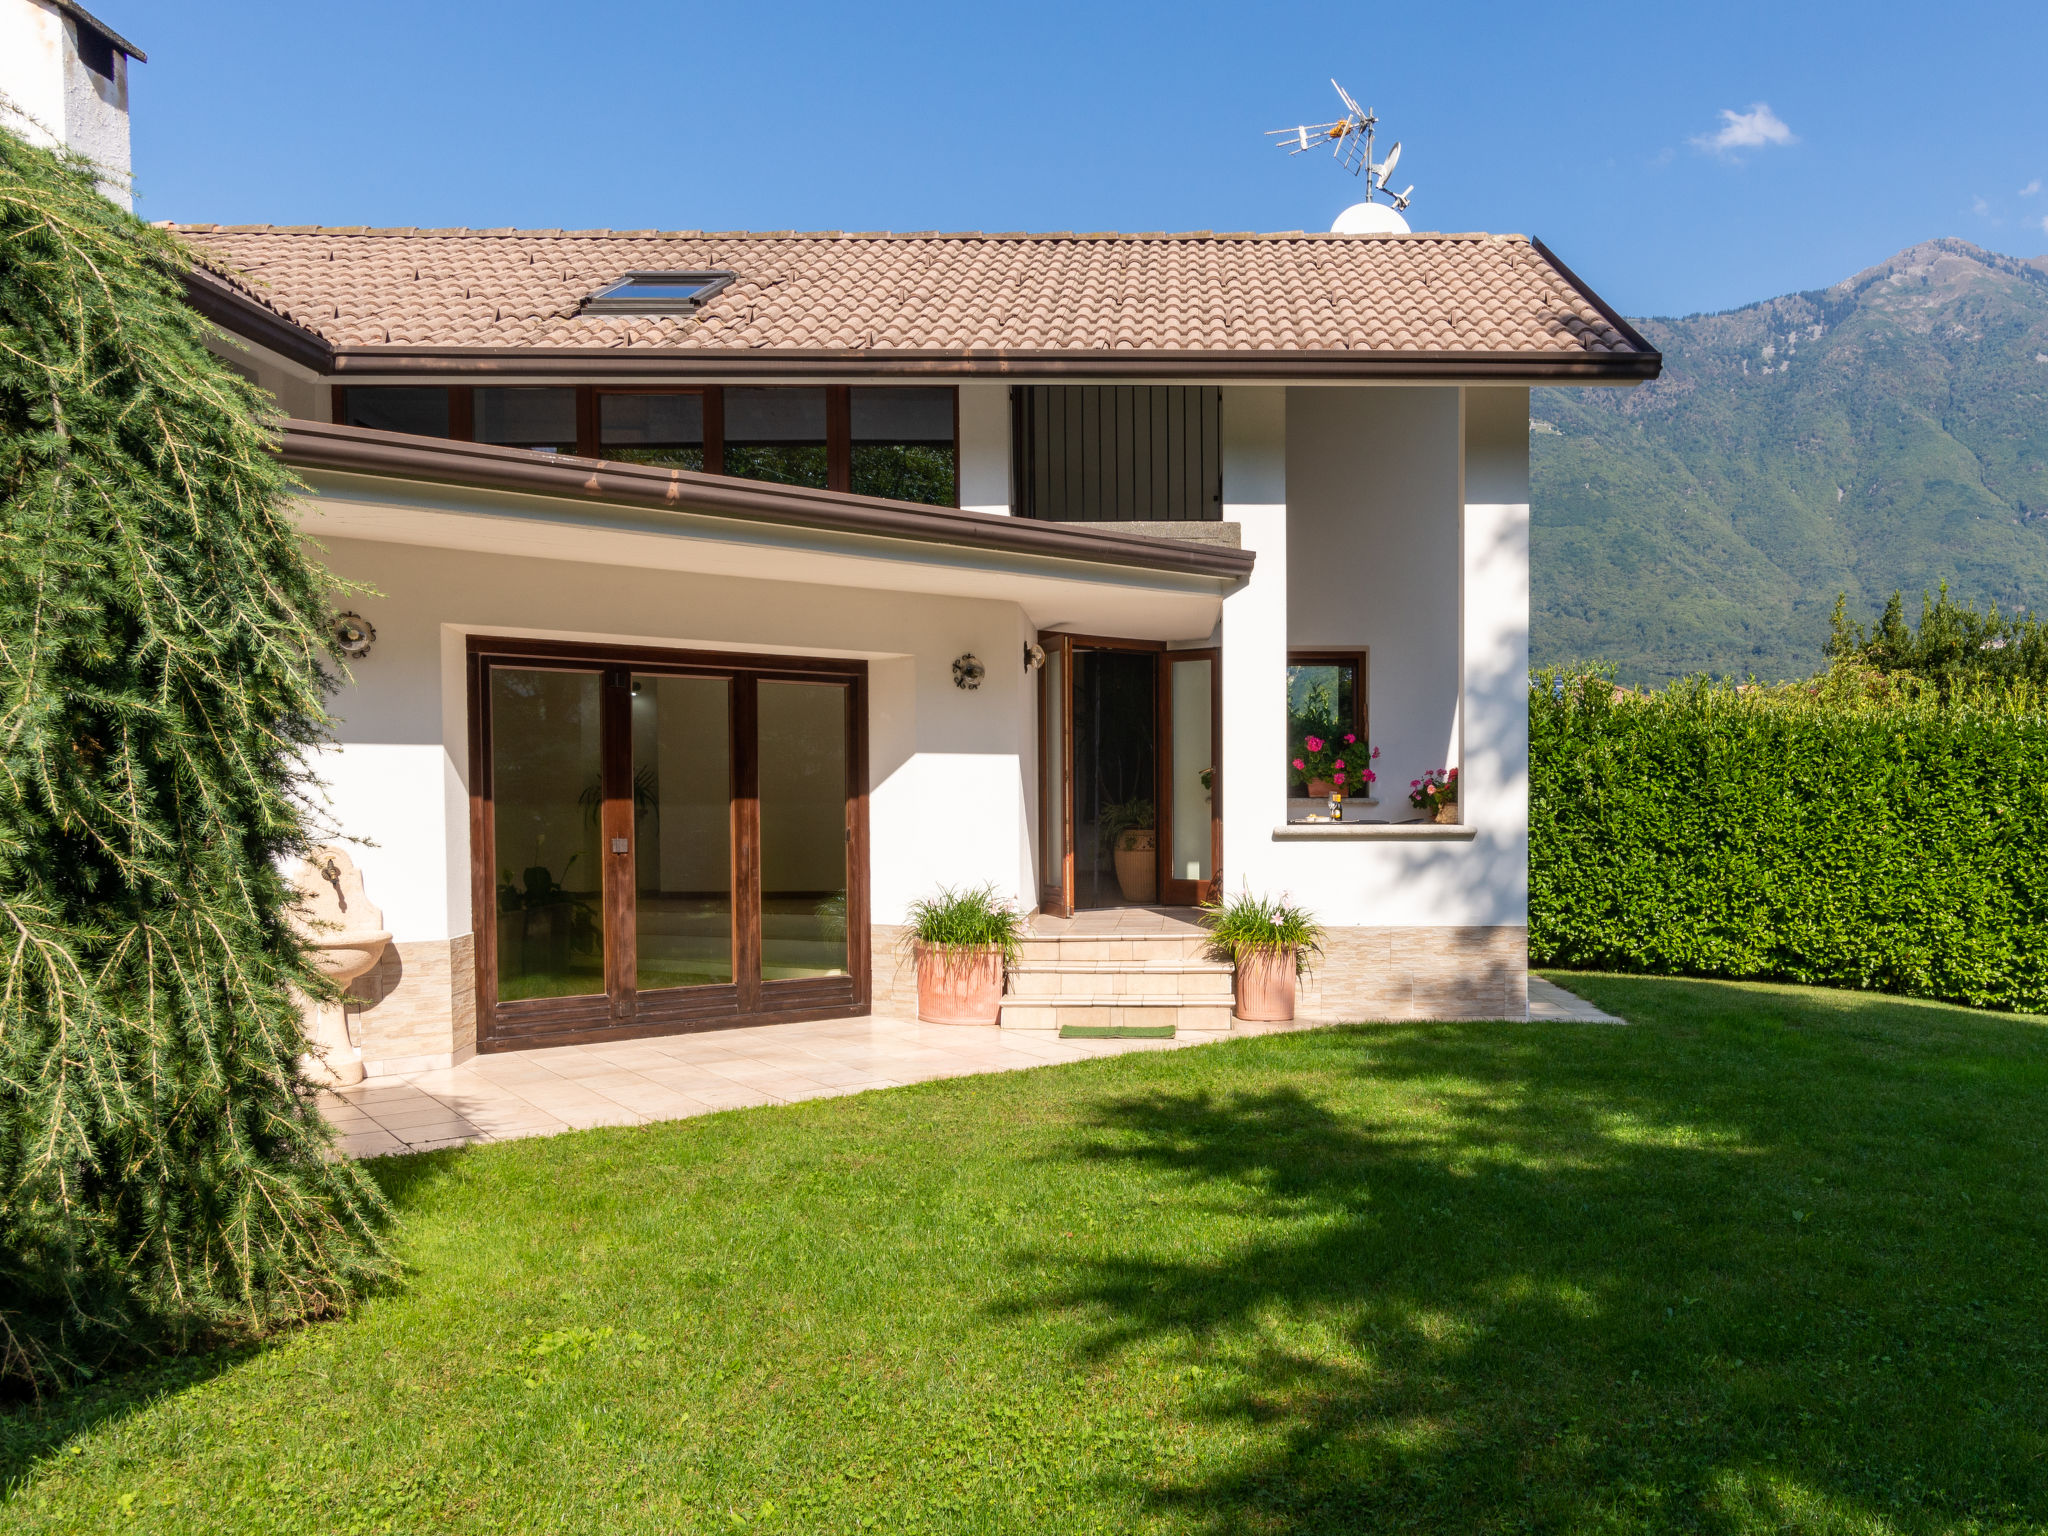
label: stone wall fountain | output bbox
[287,845,390,1088]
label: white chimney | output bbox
[0,0,144,209]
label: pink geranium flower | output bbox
[1292,758,1306,772]
[1333,771,1346,785]
[1333,759,1345,771]
[1343,733,1356,745]
[1303,736,1323,752]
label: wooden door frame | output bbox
[1157,647,1222,908]
[467,635,869,1052]
[1036,632,1074,917]
[1040,632,1223,913]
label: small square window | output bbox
[582,270,736,315]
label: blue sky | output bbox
[118,0,2046,319]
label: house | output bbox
[160,220,1656,1073]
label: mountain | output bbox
[1530,239,2048,683]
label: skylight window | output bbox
[581,269,736,315]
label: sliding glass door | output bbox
[473,641,866,1051]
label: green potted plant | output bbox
[1201,888,1324,1023]
[905,884,1024,1025]
[1291,735,1377,800]
[1408,767,1459,824]
[1099,796,1157,903]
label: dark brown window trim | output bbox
[1287,648,1370,794]
[333,382,960,508]
[467,635,869,1052]
[279,418,1256,580]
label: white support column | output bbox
[1461,386,1532,936]
[1218,386,1287,902]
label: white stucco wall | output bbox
[0,0,132,208]
[1218,385,1290,899]
[310,536,1046,948]
[1204,384,1531,930]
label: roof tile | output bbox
[166,226,1641,358]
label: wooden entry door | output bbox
[1037,633,1220,913]
[470,639,868,1051]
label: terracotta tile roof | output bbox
[165,225,1649,363]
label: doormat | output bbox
[1059,1024,1176,1040]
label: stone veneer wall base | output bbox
[349,933,477,1077]
[1297,925,1528,1022]
[871,923,1527,1026]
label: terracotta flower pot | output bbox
[914,943,1005,1025]
[1304,778,1333,800]
[1113,829,1158,903]
[1432,801,1459,825]
[1233,948,1298,1023]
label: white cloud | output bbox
[2022,179,2043,197]
[1692,103,1798,156]
[2039,213,2048,235]
[1973,195,1993,217]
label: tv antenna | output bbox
[1266,80,1414,214]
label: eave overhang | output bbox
[275,419,1256,582]
[184,268,335,373]
[313,345,1658,383]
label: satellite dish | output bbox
[1266,80,1417,226]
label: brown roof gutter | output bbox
[276,419,1257,581]
[318,344,1659,382]
[184,268,335,374]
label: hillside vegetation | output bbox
[1533,239,2048,683]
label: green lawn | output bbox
[8,975,2048,1534]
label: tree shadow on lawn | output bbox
[1009,975,2048,1534]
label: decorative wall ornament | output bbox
[1022,641,1046,673]
[952,653,986,691]
[332,611,376,659]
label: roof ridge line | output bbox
[164,223,1519,244]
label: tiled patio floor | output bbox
[319,942,1628,1158]
[319,1008,1317,1160]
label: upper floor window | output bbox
[853,388,957,505]
[600,392,704,471]
[331,384,958,507]
[342,386,450,438]
[475,388,578,454]
[725,387,828,489]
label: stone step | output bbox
[999,996,1236,1034]
[1006,961,1235,1001]
[1018,933,1214,963]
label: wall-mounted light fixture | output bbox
[331,611,375,659]
[1023,641,1046,673]
[952,653,986,690]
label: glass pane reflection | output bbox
[757,680,848,979]
[631,675,733,989]
[492,668,605,1000]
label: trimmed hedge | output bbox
[1530,671,2048,1012]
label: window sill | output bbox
[1271,821,1475,841]
[1286,797,1376,821]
